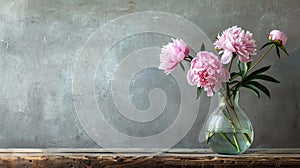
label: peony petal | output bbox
[187,51,228,96]
[239,55,252,63]
[221,68,230,82]
[269,30,287,46]
[186,70,194,86]
[206,87,214,97]
[214,25,257,63]
[213,80,221,92]
[221,50,233,64]
[158,39,190,75]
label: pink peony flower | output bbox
[187,51,230,97]
[214,25,257,64]
[269,30,287,46]
[158,38,190,75]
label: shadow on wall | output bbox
[249,47,300,148]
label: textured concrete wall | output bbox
[0,0,299,148]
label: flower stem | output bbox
[220,133,239,151]
[232,106,252,144]
[224,103,241,152]
[228,57,234,72]
[233,133,241,152]
[226,96,252,144]
[248,44,274,72]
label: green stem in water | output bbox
[220,133,238,150]
[206,131,215,144]
[224,104,241,152]
[232,133,241,152]
[232,106,252,144]
[226,96,252,144]
[248,44,274,72]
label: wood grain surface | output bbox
[0,148,300,168]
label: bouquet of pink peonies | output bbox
[159,26,288,99]
[158,25,289,154]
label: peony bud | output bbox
[269,30,287,46]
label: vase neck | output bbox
[218,89,240,106]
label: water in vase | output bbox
[206,130,254,155]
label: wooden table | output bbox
[0,148,300,167]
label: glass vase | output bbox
[204,91,254,155]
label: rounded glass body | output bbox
[205,92,254,155]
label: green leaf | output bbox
[230,72,242,82]
[243,65,271,83]
[229,80,239,85]
[279,45,289,56]
[251,65,271,75]
[179,62,185,72]
[260,42,274,50]
[184,56,193,62]
[276,46,281,58]
[200,43,205,51]
[246,61,252,69]
[254,74,280,83]
[248,81,271,98]
[196,87,203,99]
[242,84,260,98]
[231,83,241,93]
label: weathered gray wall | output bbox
[0,0,299,148]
